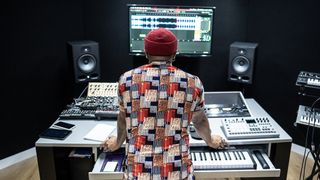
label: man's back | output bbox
[118,61,204,180]
[104,28,227,180]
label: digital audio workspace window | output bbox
[128,5,215,56]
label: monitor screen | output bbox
[128,4,215,56]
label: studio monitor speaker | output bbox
[228,42,258,84]
[68,40,100,83]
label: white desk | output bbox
[36,98,292,180]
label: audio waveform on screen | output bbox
[131,15,198,30]
[133,17,177,23]
[133,24,177,28]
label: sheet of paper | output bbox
[84,124,116,142]
[103,161,118,172]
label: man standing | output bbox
[103,28,227,180]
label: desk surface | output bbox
[35,98,292,147]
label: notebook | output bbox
[84,124,116,142]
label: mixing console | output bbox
[59,82,119,120]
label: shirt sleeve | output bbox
[194,76,205,112]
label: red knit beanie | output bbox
[144,28,177,56]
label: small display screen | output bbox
[246,119,256,124]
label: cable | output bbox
[299,122,311,180]
[317,144,320,180]
[303,151,311,179]
[78,85,88,99]
[299,92,319,99]
[73,85,88,105]
[299,99,317,180]
[303,96,320,180]
[241,85,245,97]
[310,97,320,147]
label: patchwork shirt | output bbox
[118,61,204,180]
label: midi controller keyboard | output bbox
[190,147,272,171]
[191,149,257,170]
[221,117,280,140]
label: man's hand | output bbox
[101,110,127,152]
[102,136,120,152]
[208,134,228,149]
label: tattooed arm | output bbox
[103,110,127,151]
[192,110,227,149]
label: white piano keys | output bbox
[307,78,320,86]
[296,105,320,128]
[192,150,256,170]
[300,115,320,126]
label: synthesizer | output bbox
[79,96,119,110]
[296,71,320,89]
[59,96,119,120]
[295,105,320,128]
[59,82,120,120]
[221,117,280,140]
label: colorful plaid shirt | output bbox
[118,61,204,180]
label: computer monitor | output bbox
[128,4,215,57]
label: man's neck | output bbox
[149,60,172,65]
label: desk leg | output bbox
[270,142,292,180]
[92,147,97,161]
[36,147,57,180]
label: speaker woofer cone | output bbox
[232,56,250,74]
[77,54,96,73]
